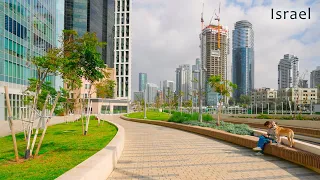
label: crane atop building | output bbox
[214,2,221,49]
[201,3,204,30]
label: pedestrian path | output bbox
[105,115,320,180]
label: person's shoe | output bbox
[252,147,262,151]
[255,152,264,156]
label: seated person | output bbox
[252,121,277,155]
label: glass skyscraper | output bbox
[0,0,57,120]
[64,0,115,65]
[232,20,254,100]
[139,72,147,92]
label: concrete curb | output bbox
[57,119,125,180]
[121,116,320,174]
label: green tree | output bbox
[239,95,251,107]
[24,79,69,115]
[228,97,235,106]
[95,70,116,98]
[208,75,237,126]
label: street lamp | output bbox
[144,83,148,119]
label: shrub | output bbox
[202,114,214,122]
[256,114,271,119]
[168,112,214,123]
[182,120,253,136]
[280,116,292,120]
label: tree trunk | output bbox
[80,98,85,135]
[217,100,222,126]
[30,94,50,156]
[4,86,19,162]
[84,86,92,135]
[25,85,41,159]
[35,93,60,157]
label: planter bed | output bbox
[121,116,320,174]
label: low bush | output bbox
[256,114,272,119]
[168,112,213,123]
[182,120,253,135]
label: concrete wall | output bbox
[57,119,125,180]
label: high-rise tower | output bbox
[232,20,254,100]
[200,24,230,106]
[139,73,147,91]
[278,54,299,90]
[115,0,131,100]
[64,0,115,66]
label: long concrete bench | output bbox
[121,116,320,174]
[253,130,320,156]
[57,120,125,180]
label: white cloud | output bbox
[131,0,320,92]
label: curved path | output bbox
[105,115,320,180]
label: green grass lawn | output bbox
[0,119,117,180]
[126,111,171,121]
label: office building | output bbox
[310,66,320,88]
[64,0,115,66]
[146,83,158,104]
[163,80,175,103]
[176,65,192,102]
[232,20,254,100]
[278,88,317,105]
[200,24,230,106]
[0,0,57,120]
[278,54,299,89]
[192,58,201,91]
[139,73,147,91]
[114,0,131,100]
[64,0,133,101]
[251,88,277,106]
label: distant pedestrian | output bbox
[252,121,277,156]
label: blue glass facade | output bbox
[0,0,56,86]
[0,0,56,120]
[64,0,115,66]
[232,20,254,100]
[139,73,147,92]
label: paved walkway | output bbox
[105,115,320,180]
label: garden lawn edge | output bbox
[121,116,320,174]
[57,119,125,180]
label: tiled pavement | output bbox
[105,115,320,180]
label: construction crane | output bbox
[214,2,221,49]
[201,3,204,30]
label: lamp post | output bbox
[274,102,276,115]
[144,84,148,119]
